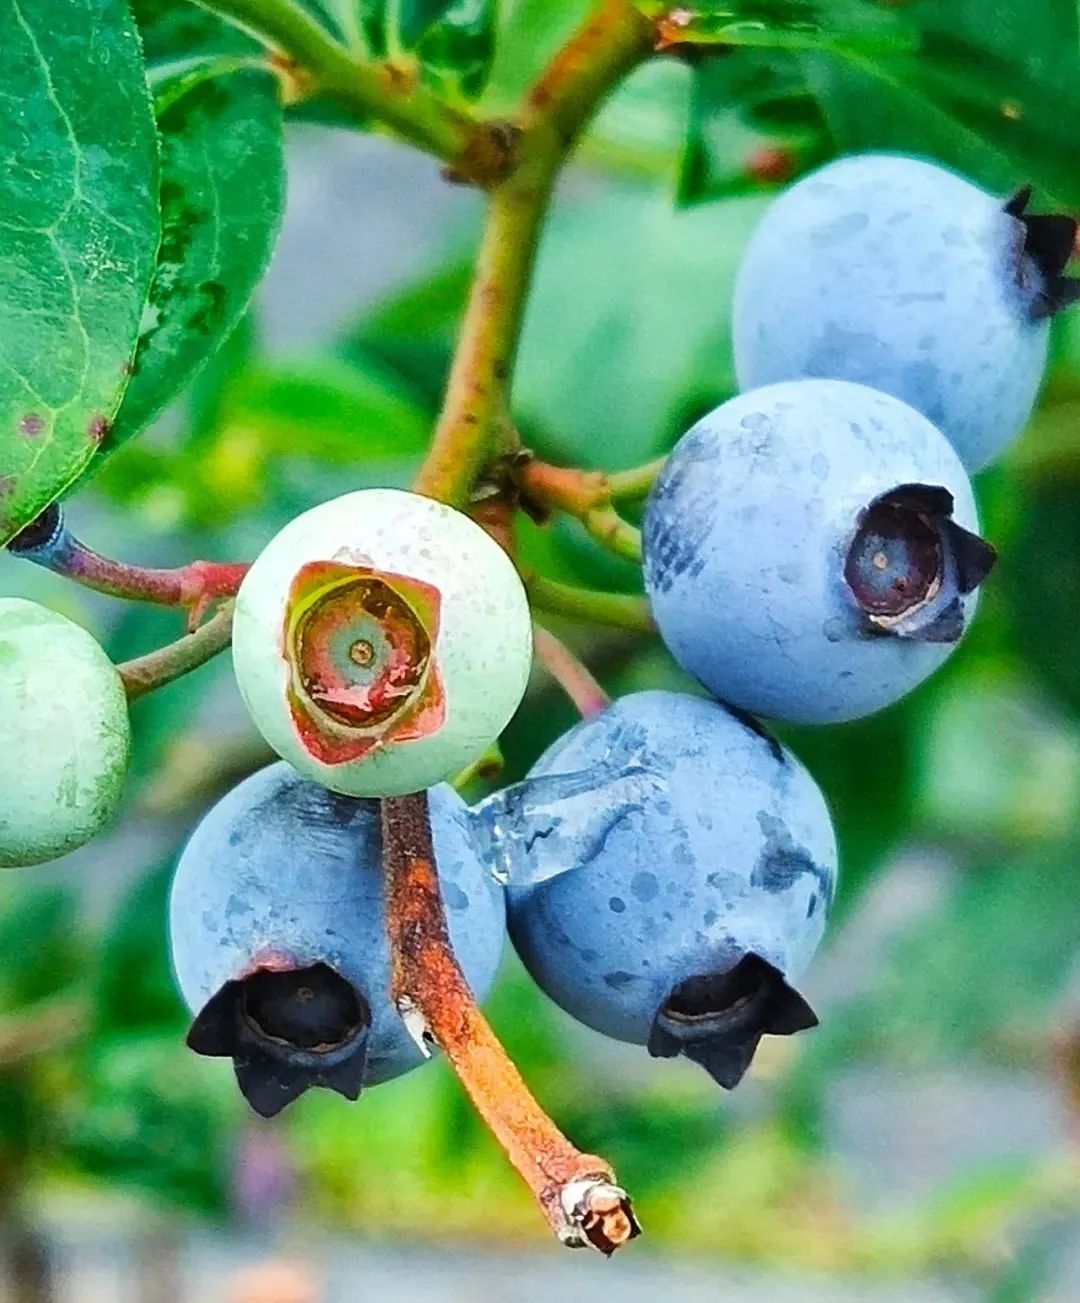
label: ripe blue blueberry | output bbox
[474,690,837,1089]
[170,763,505,1116]
[733,153,1079,468]
[643,379,996,725]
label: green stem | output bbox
[525,574,654,633]
[120,603,236,702]
[412,0,654,504]
[606,457,666,502]
[196,0,478,169]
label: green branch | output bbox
[196,0,483,171]
[412,0,655,504]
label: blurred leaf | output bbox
[215,356,433,462]
[807,0,1080,207]
[96,864,186,1035]
[1001,480,1080,716]
[678,51,827,204]
[647,1,916,57]
[406,0,501,100]
[834,838,1080,1064]
[185,312,260,449]
[87,1,284,470]
[342,260,472,406]
[343,0,500,99]
[484,0,591,107]
[516,187,767,466]
[0,884,83,1011]
[0,0,159,544]
[65,1033,233,1213]
[915,668,1080,845]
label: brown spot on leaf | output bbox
[747,146,795,185]
[87,415,110,444]
[19,413,44,437]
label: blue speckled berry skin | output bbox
[498,691,837,1047]
[733,153,1048,469]
[170,763,505,1085]
[643,379,983,724]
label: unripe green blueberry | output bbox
[0,598,131,867]
[232,489,533,798]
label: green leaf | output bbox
[355,0,500,100]
[832,838,1080,1063]
[678,51,827,204]
[808,1,1080,207]
[515,188,767,466]
[0,0,160,544]
[647,0,916,57]
[89,1,284,470]
[409,0,501,99]
[214,355,434,462]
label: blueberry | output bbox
[474,691,837,1089]
[170,762,505,1116]
[232,488,533,798]
[0,598,130,866]
[733,153,1079,469]
[642,379,996,724]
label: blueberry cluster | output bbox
[3,153,1074,1123]
[474,153,1075,1095]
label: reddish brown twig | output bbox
[381,792,640,1253]
[533,624,610,717]
[14,518,247,631]
[515,456,643,562]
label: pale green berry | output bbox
[0,598,131,867]
[232,488,533,798]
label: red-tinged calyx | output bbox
[284,560,446,766]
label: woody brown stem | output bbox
[380,792,640,1253]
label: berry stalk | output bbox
[515,457,643,562]
[9,509,246,631]
[119,602,236,701]
[380,792,639,1253]
[380,0,656,1252]
[526,573,655,632]
[533,624,610,717]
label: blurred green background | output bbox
[2,0,1080,1299]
